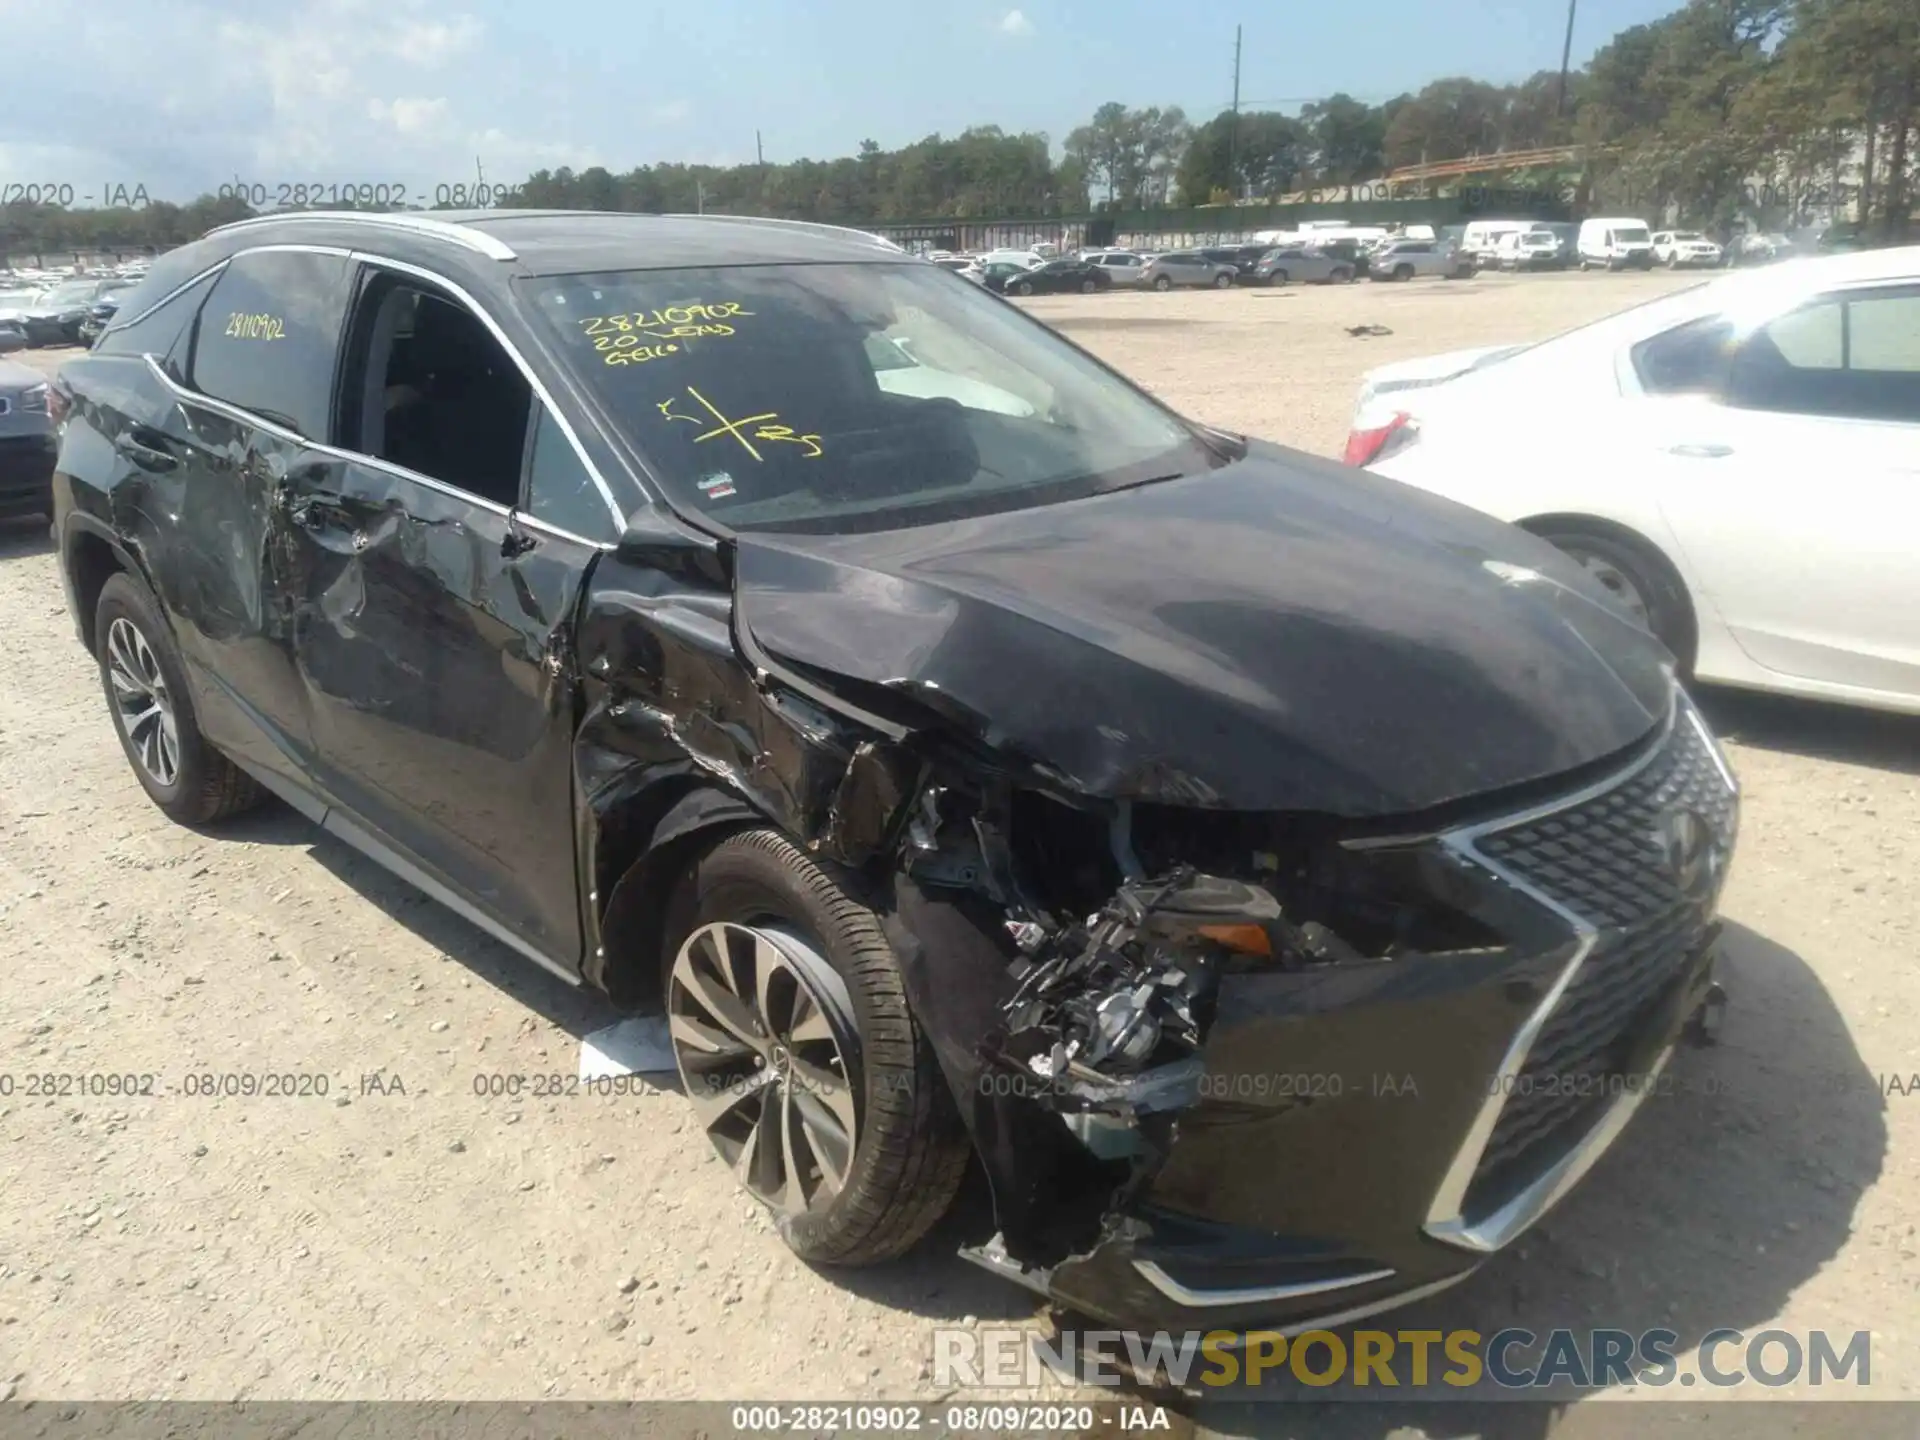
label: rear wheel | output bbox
[1212,271,1233,288]
[1393,263,1415,282]
[1152,274,1172,291]
[1332,266,1353,284]
[93,572,262,824]
[1012,279,1034,296]
[1268,270,1288,286]
[1531,524,1697,672]
[663,830,970,1265]
[1079,277,1097,294]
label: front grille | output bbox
[1461,703,1736,1215]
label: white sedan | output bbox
[1346,245,1920,714]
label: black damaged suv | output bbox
[52,209,1737,1332]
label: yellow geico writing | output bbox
[223,311,286,341]
[579,302,753,365]
[658,385,822,461]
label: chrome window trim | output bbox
[1132,1260,1397,1309]
[516,511,616,551]
[1422,691,1728,1254]
[120,241,632,534]
[207,211,517,261]
[350,252,629,528]
[103,243,354,336]
[141,349,615,548]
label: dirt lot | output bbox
[3,270,1917,1425]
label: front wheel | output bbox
[1268,270,1287,286]
[1012,280,1034,296]
[1080,278,1097,293]
[1393,264,1415,282]
[663,830,970,1265]
[1332,267,1353,284]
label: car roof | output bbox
[200,208,905,276]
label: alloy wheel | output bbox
[106,616,179,787]
[1561,546,1653,629]
[668,920,860,1217]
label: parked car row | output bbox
[0,271,144,348]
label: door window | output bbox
[1727,287,1920,423]
[97,269,222,376]
[187,251,352,435]
[525,404,616,540]
[340,271,532,507]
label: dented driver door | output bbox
[278,453,598,970]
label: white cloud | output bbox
[0,0,581,199]
[391,15,483,67]
[998,8,1033,35]
[650,100,693,125]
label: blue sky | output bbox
[0,0,1689,202]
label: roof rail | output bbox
[661,214,903,251]
[204,210,517,260]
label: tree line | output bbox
[2,0,1913,258]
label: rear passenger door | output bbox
[121,248,354,792]
[280,259,613,968]
[1652,283,1920,697]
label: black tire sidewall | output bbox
[664,831,955,1261]
[93,572,217,820]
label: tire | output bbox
[1013,280,1033,296]
[93,572,262,825]
[1152,275,1172,291]
[1531,524,1698,673]
[1269,270,1287,286]
[1393,263,1415,282]
[1332,267,1353,284]
[1212,271,1233,288]
[1079,278,1097,294]
[662,829,970,1266]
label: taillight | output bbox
[1342,410,1413,467]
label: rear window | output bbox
[186,250,352,436]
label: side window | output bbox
[97,269,222,375]
[340,271,532,507]
[1727,288,1920,423]
[1631,317,1735,395]
[187,251,351,435]
[525,405,616,540]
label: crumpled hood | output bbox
[732,442,1674,816]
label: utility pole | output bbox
[1228,25,1243,200]
[1555,0,1578,117]
[756,131,765,166]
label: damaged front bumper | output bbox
[889,694,1739,1333]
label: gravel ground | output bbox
[2,270,1916,1425]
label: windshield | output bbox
[520,261,1215,535]
[1613,226,1651,244]
[44,282,94,305]
[1673,232,1705,241]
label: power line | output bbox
[1228,25,1243,196]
